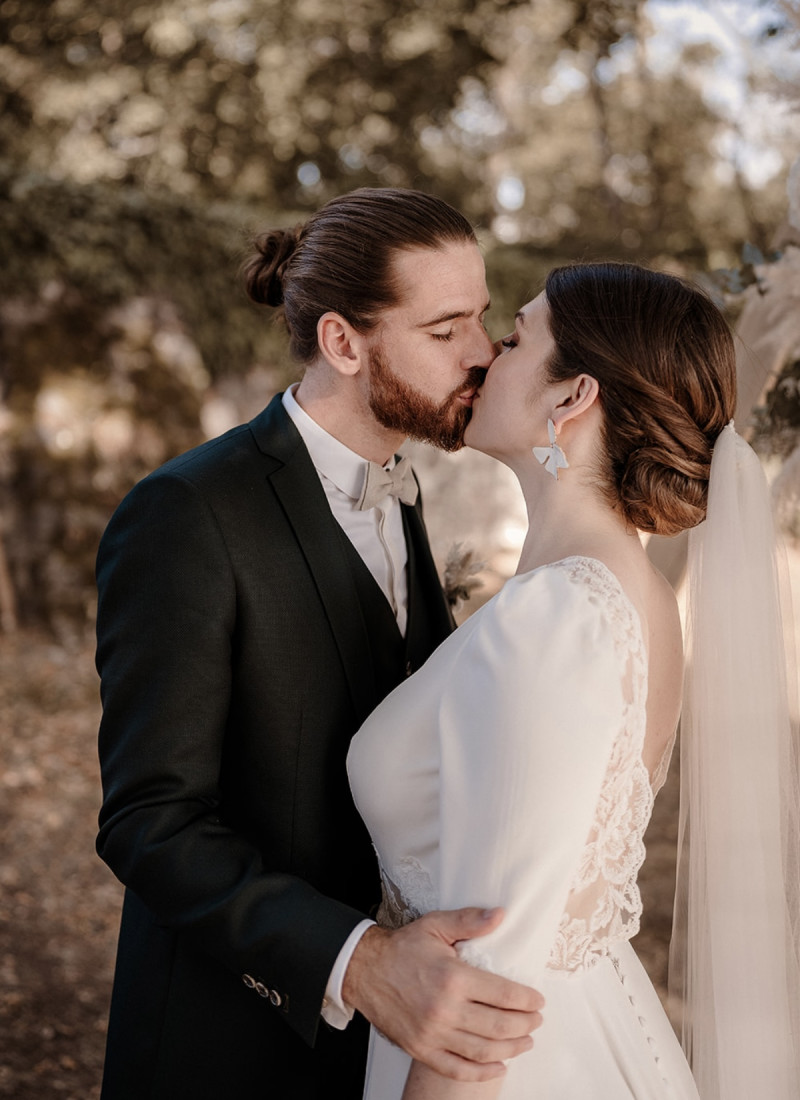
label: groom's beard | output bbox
[367,346,485,453]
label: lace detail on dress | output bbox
[375,856,501,976]
[545,557,652,975]
[376,854,437,930]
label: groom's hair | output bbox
[543,262,737,538]
[243,188,477,363]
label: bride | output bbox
[347,263,800,1099]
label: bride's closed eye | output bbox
[500,336,517,349]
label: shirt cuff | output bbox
[321,918,376,1029]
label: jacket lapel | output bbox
[402,495,456,647]
[249,396,377,722]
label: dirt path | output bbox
[0,633,118,1099]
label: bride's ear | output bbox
[551,374,600,433]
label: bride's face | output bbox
[464,293,557,462]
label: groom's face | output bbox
[364,241,495,452]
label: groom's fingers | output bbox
[421,907,546,1014]
[425,904,506,941]
[457,994,544,1041]
[446,1025,537,1065]
[460,962,546,1017]
[342,912,546,1080]
[415,1050,508,1083]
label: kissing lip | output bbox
[457,369,487,406]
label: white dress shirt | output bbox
[282,386,409,635]
[282,386,409,1028]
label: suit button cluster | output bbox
[242,974,285,1010]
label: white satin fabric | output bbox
[348,557,699,1099]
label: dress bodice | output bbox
[348,557,674,986]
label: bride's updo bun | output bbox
[617,427,712,537]
[544,263,737,537]
[243,226,303,308]
[242,188,477,363]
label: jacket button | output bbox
[255,982,269,998]
[242,974,256,989]
[405,661,413,677]
[269,989,282,1007]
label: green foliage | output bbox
[0,169,291,376]
[707,242,784,296]
[0,0,798,630]
[1,0,794,260]
[0,0,531,217]
[704,240,800,458]
[753,357,800,456]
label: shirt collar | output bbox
[283,384,389,501]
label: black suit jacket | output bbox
[95,395,453,1099]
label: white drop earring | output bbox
[533,418,569,480]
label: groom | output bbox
[95,188,543,1099]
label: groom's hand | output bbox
[342,907,544,1082]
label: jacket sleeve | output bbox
[96,468,366,1046]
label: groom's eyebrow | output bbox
[417,300,492,327]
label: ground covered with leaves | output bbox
[0,628,680,1098]
[0,632,118,1099]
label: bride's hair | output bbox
[242,188,477,363]
[544,262,737,537]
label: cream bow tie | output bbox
[357,456,419,510]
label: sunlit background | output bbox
[0,2,799,1096]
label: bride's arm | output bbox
[402,1056,503,1100]
[402,1061,504,1100]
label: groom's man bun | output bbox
[243,187,477,364]
[543,262,737,538]
[243,225,303,309]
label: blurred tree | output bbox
[1,0,793,253]
[484,1,797,263]
[0,169,294,633]
[0,0,798,633]
[0,0,531,218]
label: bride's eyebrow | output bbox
[515,311,526,326]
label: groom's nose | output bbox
[466,325,496,369]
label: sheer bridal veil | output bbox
[670,423,800,1098]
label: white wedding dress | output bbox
[347,556,701,1099]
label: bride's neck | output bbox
[513,464,638,575]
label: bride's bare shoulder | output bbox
[588,545,682,659]
[644,562,682,647]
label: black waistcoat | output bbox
[336,503,454,714]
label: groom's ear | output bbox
[317,312,368,377]
[551,374,600,432]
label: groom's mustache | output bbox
[456,367,488,399]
